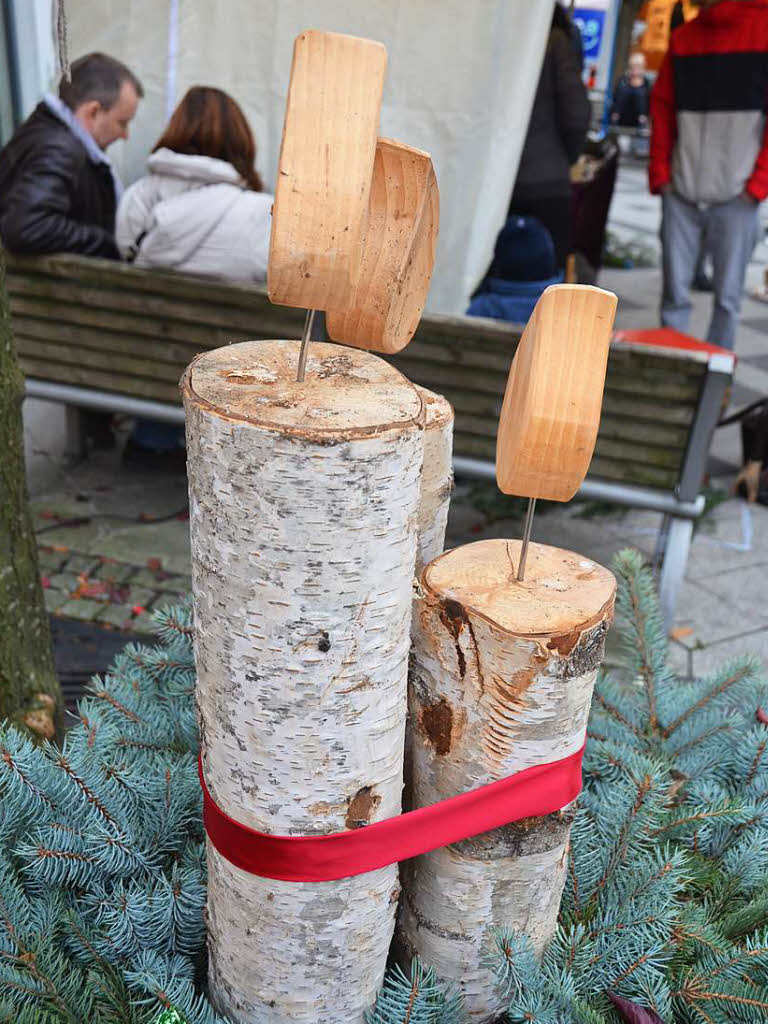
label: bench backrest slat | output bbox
[5,253,714,495]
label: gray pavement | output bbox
[21,157,768,680]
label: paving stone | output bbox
[121,586,155,609]
[47,572,79,595]
[96,603,135,629]
[130,567,187,593]
[672,580,767,650]
[92,560,136,583]
[695,563,768,618]
[63,554,101,575]
[666,639,694,680]
[150,592,185,612]
[56,598,109,623]
[43,588,65,613]
[99,523,191,576]
[690,628,768,678]
[128,611,160,635]
[38,548,68,572]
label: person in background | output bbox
[467,216,562,323]
[670,1,686,30]
[0,52,143,450]
[610,53,650,130]
[649,0,768,350]
[116,86,272,281]
[0,52,142,258]
[116,86,273,465]
[507,4,591,272]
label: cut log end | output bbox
[423,538,616,640]
[181,339,424,441]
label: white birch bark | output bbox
[413,386,453,575]
[182,340,425,1024]
[399,538,616,1020]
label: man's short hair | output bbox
[59,53,144,111]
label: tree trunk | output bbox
[399,539,616,1019]
[414,386,453,574]
[0,251,61,740]
[182,339,425,1024]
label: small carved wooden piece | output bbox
[267,30,387,312]
[496,284,618,501]
[326,138,439,354]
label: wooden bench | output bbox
[5,252,734,623]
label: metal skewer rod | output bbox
[516,497,537,582]
[296,308,317,382]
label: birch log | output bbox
[181,340,425,1024]
[414,386,453,574]
[400,539,616,1019]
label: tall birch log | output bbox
[400,538,616,1019]
[181,339,425,1024]
[414,386,453,574]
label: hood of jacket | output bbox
[133,150,249,268]
[146,148,245,186]
[483,275,563,296]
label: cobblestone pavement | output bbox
[38,543,191,636]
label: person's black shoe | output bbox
[692,272,714,292]
[82,409,116,449]
[122,439,186,471]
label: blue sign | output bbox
[573,9,606,62]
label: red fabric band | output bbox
[199,741,585,882]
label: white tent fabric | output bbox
[66,1,553,314]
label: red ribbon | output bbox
[199,741,584,882]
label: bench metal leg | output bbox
[65,405,87,461]
[658,515,694,629]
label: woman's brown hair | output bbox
[153,86,263,191]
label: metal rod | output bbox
[296,309,316,382]
[516,497,537,582]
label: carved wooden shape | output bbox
[496,284,618,502]
[267,30,386,312]
[326,138,439,354]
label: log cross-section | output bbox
[400,538,616,1019]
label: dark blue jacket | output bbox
[466,274,563,323]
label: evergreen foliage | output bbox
[0,551,766,1022]
[0,603,225,1024]
[478,549,768,1024]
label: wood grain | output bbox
[326,138,439,353]
[496,284,618,501]
[267,30,386,312]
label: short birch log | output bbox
[399,539,616,1019]
[414,386,453,574]
[181,340,425,1024]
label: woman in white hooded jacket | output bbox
[116,86,272,281]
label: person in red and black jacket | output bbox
[649,0,768,350]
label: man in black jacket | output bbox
[0,52,143,258]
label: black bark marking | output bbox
[439,599,467,677]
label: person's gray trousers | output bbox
[660,188,760,350]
